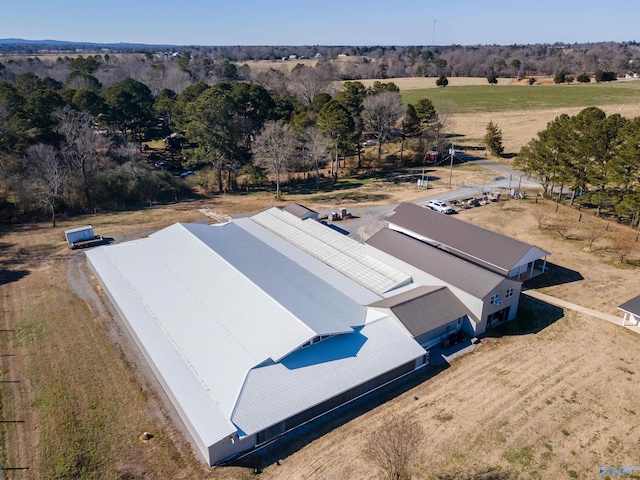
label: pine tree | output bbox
[402,104,422,139]
[484,121,504,156]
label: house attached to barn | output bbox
[366,227,522,334]
[85,203,549,466]
[387,203,550,280]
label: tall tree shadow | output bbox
[0,269,30,285]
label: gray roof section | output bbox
[370,286,470,338]
[366,228,510,298]
[283,203,317,218]
[388,203,550,274]
[182,222,365,335]
[252,208,411,295]
[232,317,426,436]
[234,217,381,308]
[618,295,640,316]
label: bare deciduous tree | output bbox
[549,222,571,239]
[362,91,405,162]
[611,235,636,263]
[532,210,549,230]
[303,126,331,190]
[362,414,424,480]
[289,65,333,105]
[252,121,297,199]
[25,143,69,226]
[56,107,105,209]
[581,226,602,251]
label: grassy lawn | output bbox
[401,81,640,113]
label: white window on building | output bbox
[300,334,333,350]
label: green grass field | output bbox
[401,81,640,113]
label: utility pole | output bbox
[432,20,437,46]
[448,142,455,188]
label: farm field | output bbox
[401,79,640,113]
[448,102,640,156]
[1,180,640,478]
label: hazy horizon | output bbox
[1,0,638,47]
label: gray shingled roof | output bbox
[618,295,640,316]
[388,203,550,274]
[366,228,509,298]
[369,286,470,338]
[283,203,317,218]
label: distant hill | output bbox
[0,38,177,51]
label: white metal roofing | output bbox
[86,244,237,446]
[64,225,93,234]
[251,208,411,295]
[232,316,426,436]
[234,217,381,308]
[86,221,375,447]
[181,222,364,335]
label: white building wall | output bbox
[365,245,522,336]
[209,434,258,466]
[480,281,522,325]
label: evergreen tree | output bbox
[484,121,504,156]
[402,104,422,139]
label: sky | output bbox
[1,0,639,46]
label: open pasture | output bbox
[401,80,640,114]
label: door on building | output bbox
[487,306,510,327]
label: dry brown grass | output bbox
[236,58,319,73]
[354,76,521,90]
[0,224,222,479]
[449,103,640,156]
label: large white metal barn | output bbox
[86,212,426,465]
[86,204,549,465]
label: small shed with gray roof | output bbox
[369,286,471,347]
[366,228,522,335]
[283,202,319,221]
[388,203,550,280]
[618,295,640,326]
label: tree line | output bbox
[515,107,640,225]
[2,40,639,94]
[0,63,446,223]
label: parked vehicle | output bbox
[426,200,456,214]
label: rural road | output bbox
[320,153,542,240]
